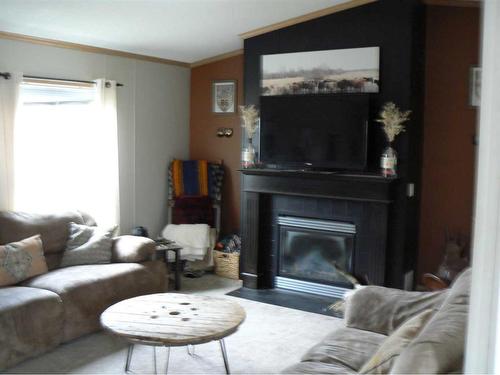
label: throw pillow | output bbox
[0,235,48,286]
[60,222,117,267]
[359,309,435,374]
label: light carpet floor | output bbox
[7,275,343,374]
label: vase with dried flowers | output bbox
[375,102,411,177]
[239,105,259,168]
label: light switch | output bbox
[407,183,415,197]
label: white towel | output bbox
[162,224,214,262]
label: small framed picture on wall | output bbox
[212,80,237,114]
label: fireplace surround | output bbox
[240,169,397,291]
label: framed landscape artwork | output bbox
[212,80,237,113]
[261,47,380,96]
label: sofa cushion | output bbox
[0,286,64,370]
[0,211,90,254]
[44,252,63,271]
[0,235,48,286]
[22,262,166,342]
[391,268,471,374]
[359,309,435,374]
[60,223,116,267]
[346,286,448,336]
[282,361,357,374]
[301,327,386,372]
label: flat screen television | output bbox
[259,94,369,171]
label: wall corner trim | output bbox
[0,30,190,68]
[238,0,378,40]
[190,49,244,68]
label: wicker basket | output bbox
[213,250,240,280]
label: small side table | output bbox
[156,243,183,291]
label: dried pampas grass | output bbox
[376,102,411,143]
[239,105,259,139]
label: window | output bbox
[13,79,119,227]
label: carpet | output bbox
[7,275,343,374]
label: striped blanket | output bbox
[172,159,209,197]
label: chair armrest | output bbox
[345,286,448,335]
[111,235,156,263]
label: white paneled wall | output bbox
[0,39,190,236]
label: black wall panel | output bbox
[242,0,425,287]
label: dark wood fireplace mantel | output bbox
[239,168,397,289]
[241,169,395,203]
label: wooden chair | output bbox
[166,159,224,234]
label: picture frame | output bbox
[212,80,237,113]
[469,66,481,107]
[261,46,380,96]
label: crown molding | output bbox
[190,49,244,68]
[239,0,377,40]
[0,31,190,68]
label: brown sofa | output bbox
[0,211,167,370]
[284,268,470,374]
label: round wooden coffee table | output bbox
[100,293,245,374]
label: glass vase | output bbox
[380,144,397,177]
[242,139,256,168]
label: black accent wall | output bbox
[243,0,425,287]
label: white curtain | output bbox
[0,72,22,211]
[13,78,120,227]
[95,79,120,228]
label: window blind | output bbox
[20,83,96,104]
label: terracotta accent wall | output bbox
[418,6,479,280]
[190,54,244,235]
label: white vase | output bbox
[380,144,397,177]
[242,139,256,168]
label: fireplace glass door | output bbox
[278,225,354,287]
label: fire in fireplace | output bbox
[276,216,356,298]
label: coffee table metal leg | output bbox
[174,250,181,290]
[153,346,157,375]
[219,339,230,374]
[125,344,134,373]
[165,346,171,374]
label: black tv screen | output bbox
[259,95,369,170]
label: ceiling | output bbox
[0,0,350,64]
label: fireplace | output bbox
[275,216,355,297]
[240,169,394,290]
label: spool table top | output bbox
[100,293,246,347]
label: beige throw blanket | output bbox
[162,224,215,265]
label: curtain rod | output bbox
[0,72,124,87]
